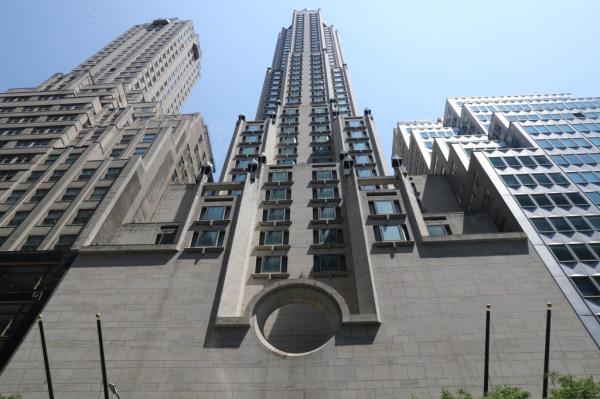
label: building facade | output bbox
[0,18,213,371]
[1,11,599,399]
[395,94,600,346]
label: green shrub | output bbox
[441,389,475,399]
[549,373,600,399]
[484,386,529,399]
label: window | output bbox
[503,157,521,168]
[260,230,289,245]
[314,229,342,244]
[355,155,372,164]
[269,171,291,183]
[8,211,29,226]
[255,256,287,273]
[502,175,520,187]
[427,224,451,237]
[548,217,573,233]
[531,194,553,208]
[489,158,506,168]
[231,173,246,183]
[78,168,96,181]
[263,208,289,222]
[48,170,65,182]
[21,236,44,252]
[191,230,224,247]
[571,276,600,297]
[531,218,554,234]
[30,189,48,202]
[200,206,230,221]
[566,192,588,206]
[133,147,146,156]
[27,170,43,182]
[314,169,334,181]
[54,234,77,250]
[369,200,401,215]
[313,254,346,272]
[42,210,64,226]
[266,189,290,201]
[89,187,108,201]
[314,187,337,199]
[569,244,596,262]
[71,209,94,225]
[356,169,375,177]
[549,244,576,263]
[314,206,336,220]
[374,225,408,241]
[104,167,122,179]
[110,149,122,158]
[142,134,157,143]
[120,135,133,144]
[5,190,25,204]
[62,187,81,201]
[568,216,593,232]
[0,170,16,182]
[155,225,178,244]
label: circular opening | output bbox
[262,303,338,354]
[252,285,342,356]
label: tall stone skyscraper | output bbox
[0,18,212,371]
[1,11,599,399]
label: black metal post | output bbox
[96,313,109,399]
[484,304,491,395]
[38,315,54,399]
[542,303,552,398]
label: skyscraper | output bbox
[0,18,212,371]
[394,94,600,345]
[1,11,599,399]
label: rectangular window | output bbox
[78,168,96,181]
[314,187,337,199]
[427,224,451,237]
[30,189,49,202]
[314,170,334,181]
[21,235,45,252]
[142,134,157,143]
[104,167,122,179]
[155,225,178,244]
[89,187,108,201]
[263,208,289,222]
[314,228,343,244]
[42,210,64,226]
[62,187,81,201]
[314,206,336,220]
[549,244,576,263]
[54,234,77,250]
[9,211,29,226]
[373,225,408,241]
[5,190,25,204]
[71,209,94,225]
[266,189,290,201]
[269,171,291,183]
[260,230,289,245]
[369,200,401,215]
[48,170,65,182]
[313,254,346,272]
[255,256,287,273]
[200,206,230,221]
[191,230,224,247]
[134,147,146,156]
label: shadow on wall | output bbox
[415,240,530,258]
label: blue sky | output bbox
[2,0,600,173]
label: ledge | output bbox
[421,231,527,245]
[312,271,349,277]
[184,246,224,254]
[251,272,289,280]
[193,219,231,226]
[368,213,405,221]
[310,179,339,185]
[255,244,291,251]
[79,244,179,254]
[310,219,344,226]
[309,198,342,204]
[262,199,293,205]
[263,181,294,187]
[310,243,345,250]
[259,221,292,227]
[372,240,415,248]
